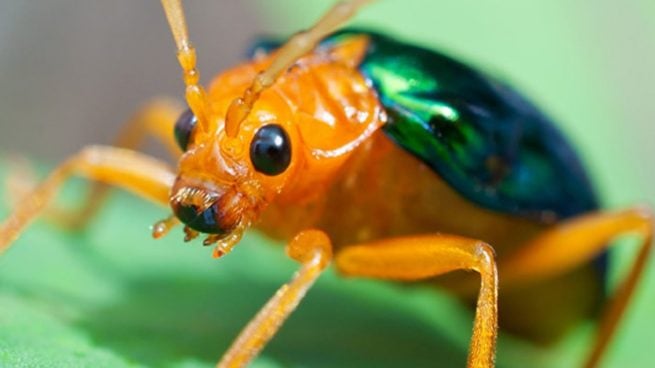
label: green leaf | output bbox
[0,164,642,368]
[0,167,477,367]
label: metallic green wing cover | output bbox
[333,31,598,222]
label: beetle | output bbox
[0,0,652,367]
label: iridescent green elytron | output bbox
[348,31,599,223]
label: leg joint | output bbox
[77,145,107,163]
[473,241,497,274]
[287,229,332,269]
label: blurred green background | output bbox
[0,1,654,367]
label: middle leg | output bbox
[336,234,498,368]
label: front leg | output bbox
[0,145,175,255]
[4,99,183,230]
[218,229,332,368]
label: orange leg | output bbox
[217,229,332,368]
[218,233,497,368]
[336,234,498,368]
[0,145,175,255]
[5,99,182,229]
[500,207,653,368]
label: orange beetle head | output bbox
[168,69,304,252]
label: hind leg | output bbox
[500,207,653,368]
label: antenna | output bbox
[223,0,375,138]
[160,0,215,135]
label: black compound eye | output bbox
[250,124,291,176]
[174,108,197,151]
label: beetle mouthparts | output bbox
[170,182,244,237]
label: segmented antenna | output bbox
[224,0,375,138]
[160,0,214,135]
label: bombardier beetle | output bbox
[0,1,652,367]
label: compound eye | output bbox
[174,108,197,151]
[249,124,291,176]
